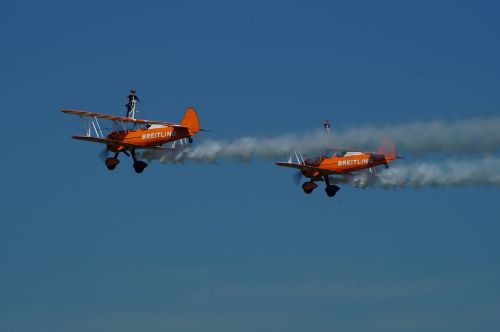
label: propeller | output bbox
[98,147,110,162]
[292,170,304,186]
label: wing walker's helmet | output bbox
[130,90,136,94]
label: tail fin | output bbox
[377,138,397,161]
[181,107,200,135]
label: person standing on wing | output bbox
[323,119,331,132]
[126,90,140,118]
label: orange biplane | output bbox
[276,139,399,197]
[63,107,204,173]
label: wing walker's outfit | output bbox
[126,92,140,118]
[323,120,331,132]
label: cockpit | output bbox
[304,156,323,166]
[130,122,151,130]
[324,150,347,158]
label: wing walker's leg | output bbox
[130,149,148,174]
[126,100,136,119]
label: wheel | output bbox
[302,182,318,194]
[188,137,193,143]
[325,185,340,197]
[133,161,148,173]
[105,158,120,170]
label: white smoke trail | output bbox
[142,116,500,163]
[337,157,500,188]
[334,116,500,156]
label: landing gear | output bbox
[105,152,120,170]
[302,182,318,194]
[300,177,341,197]
[325,185,340,197]
[188,137,193,143]
[103,150,148,173]
[105,158,120,170]
[133,161,148,173]
[323,175,340,197]
[131,149,148,174]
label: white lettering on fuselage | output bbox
[337,159,370,166]
[141,131,176,140]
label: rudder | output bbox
[181,107,200,135]
[377,138,397,161]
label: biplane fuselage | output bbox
[63,107,203,173]
[276,139,398,197]
[106,125,191,152]
[300,151,391,180]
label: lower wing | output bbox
[275,162,336,175]
[72,136,174,150]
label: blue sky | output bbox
[1,1,500,331]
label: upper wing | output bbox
[275,162,337,175]
[62,109,186,127]
[72,136,174,150]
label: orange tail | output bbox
[377,138,397,161]
[181,107,200,135]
